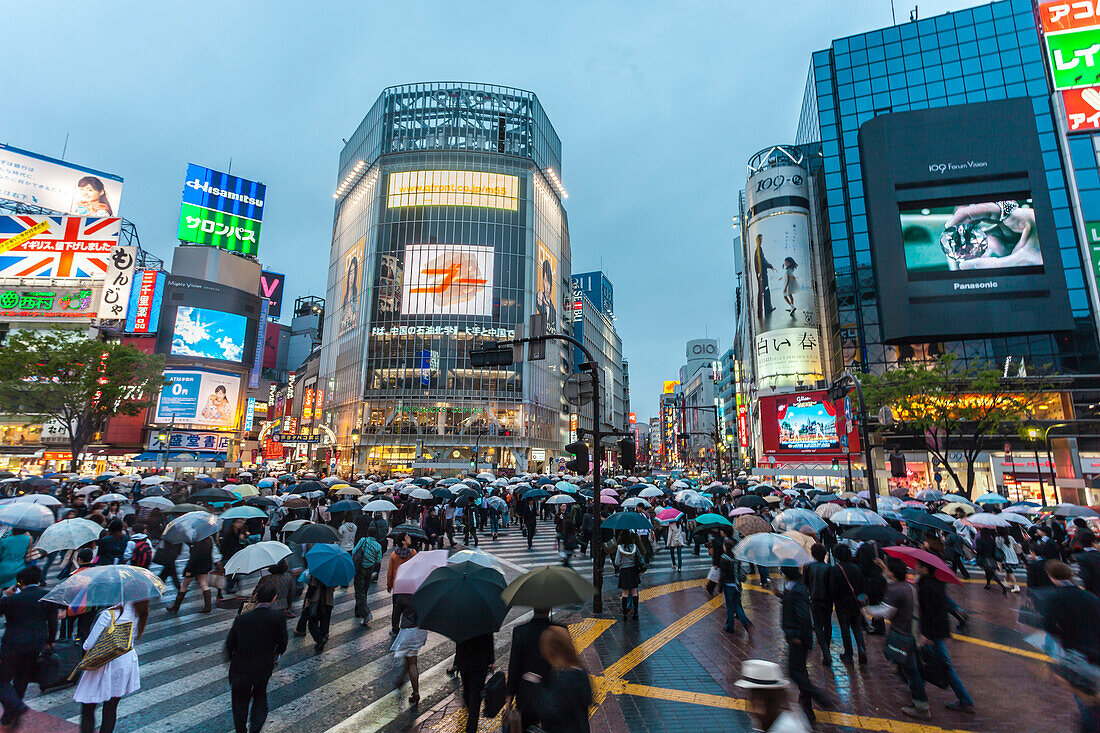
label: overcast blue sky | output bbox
[4,0,979,421]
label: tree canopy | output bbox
[0,329,165,473]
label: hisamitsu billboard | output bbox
[177,164,265,257]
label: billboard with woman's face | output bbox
[0,144,123,216]
[339,236,365,333]
[536,238,558,333]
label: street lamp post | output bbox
[830,370,878,513]
[157,415,176,476]
[1027,423,1070,506]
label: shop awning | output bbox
[130,452,228,467]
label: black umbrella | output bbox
[412,477,433,486]
[842,525,910,545]
[899,508,954,533]
[735,495,768,509]
[245,496,278,509]
[288,523,340,544]
[293,480,326,495]
[705,484,731,496]
[523,489,550,500]
[430,488,452,500]
[388,523,429,541]
[812,493,839,504]
[413,561,507,642]
[190,487,238,503]
[141,486,172,497]
[793,482,815,492]
[454,487,481,499]
[329,500,362,513]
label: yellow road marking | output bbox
[569,617,616,652]
[601,595,724,680]
[638,577,705,600]
[952,633,1049,661]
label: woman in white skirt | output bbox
[390,592,426,705]
[75,600,149,733]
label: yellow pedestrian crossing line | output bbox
[952,633,1050,661]
[638,577,705,600]
[600,595,725,680]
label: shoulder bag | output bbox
[70,609,134,679]
[838,564,868,607]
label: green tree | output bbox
[860,354,1051,498]
[0,329,166,473]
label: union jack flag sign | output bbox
[0,215,121,280]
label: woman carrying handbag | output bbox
[74,600,149,733]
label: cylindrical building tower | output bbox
[318,82,571,475]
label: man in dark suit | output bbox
[1074,534,1100,599]
[1042,560,1100,730]
[226,584,289,733]
[829,544,867,664]
[506,609,561,731]
[0,566,57,728]
[455,633,494,733]
[803,544,834,667]
[780,565,830,723]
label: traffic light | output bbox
[470,343,514,367]
[889,453,907,478]
[565,440,590,474]
[618,438,636,470]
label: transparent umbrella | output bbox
[362,499,398,513]
[35,518,101,554]
[162,511,220,544]
[223,541,292,576]
[41,565,165,609]
[830,508,887,526]
[733,533,812,567]
[772,508,828,533]
[0,503,54,531]
[14,494,62,507]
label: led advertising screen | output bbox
[170,306,248,363]
[0,143,124,216]
[258,270,285,319]
[0,215,120,280]
[387,171,519,211]
[401,244,494,316]
[859,99,1072,342]
[177,163,265,257]
[156,276,259,367]
[900,197,1044,278]
[759,392,860,458]
[155,368,241,429]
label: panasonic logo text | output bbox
[953,281,998,290]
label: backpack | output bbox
[130,539,152,568]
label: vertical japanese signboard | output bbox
[96,245,136,320]
[744,161,824,390]
[125,269,165,334]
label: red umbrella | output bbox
[883,546,962,585]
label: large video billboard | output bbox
[387,171,518,211]
[0,144,123,216]
[177,164,265,257]
[400,244,494,316]
[859,99,1073,342]
[744,162,825,390]
[759,391,860,459]
[156,276,260,367]
[155,368,241,429]
[0,216,120,280]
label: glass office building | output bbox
[318,82,572,475]
[789,0,1100,501]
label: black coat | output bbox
[917,575,951,641]
[0,585,57,657]
[780,581,813,645]
[454,633,494,672]
[507,618,563,710]
[829,562,865,610]
[225,605,288,685]
[1075,550,1100,598]
[1043,584,1100,664]
[539,668,592,733]
[803,561,833,604]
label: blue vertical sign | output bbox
[420,350,431,386]
[249,298,269,389]
[244,397,256,431]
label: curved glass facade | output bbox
[319,83,570,474]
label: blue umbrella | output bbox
[329,499,362,513]
[305,544,355,587]
[257,478,277,488]
[601,512,652,531]
[974,493,1010,505]
[220,506,268,521]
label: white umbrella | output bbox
[140,476,170,485]
[672,480,690,489]
[223,541,292,575]
[639,487,664,499]
[476,472,496,482]
[408,488,433,500]
[362,499,398,512]
[281,519,312,535]
[830,508,887,526]
[0,503,54,531]
[546,494,576,505]
[447,549,508,572]
[91,493,129,504]
[1000,512,1033,526]
[35,518,102,553]
[622,497,651,509]
[321,476,345,486]
[14,494,62,507]
[73,486,98,496]
[967,512,1010,528]
[137,496,174,510]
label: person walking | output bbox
[613,532,641,619]
[943,530,971,580]
[915,560,975,714]
[351,534,382,626]
[454,633,493,733]
[299,575,335,653]
[254,560,297,617]
[975,528,1008,594]
[462,503,479,547]
[829,544,867,664]
[735,659,813,733]
[1041,560,1100,731]
[506,609,560,732]
[75,600,149,733]
[0,566,57,729]
[225,584,288,733]
[780,565,830,723]
[996,528,1022,593]
[1074,533,1100,599]
[523,499,538,550]
[0,530,30,591]
[386,533,417,635]
[390,591,425,706]
[219,518,250,597]
[863,557,929,719]
[95,520,128,566]
[803,543,834,667]
[537,625,593,733]
[666,520,687,572]
[719,539,752,634]
[154,537,182,590]
[167,535,214,614]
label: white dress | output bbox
[73,604,141,704]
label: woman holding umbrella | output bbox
[76,600,149,733]
[167,535,214,614]
[613,531,642,619]
[386,533,418,635]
